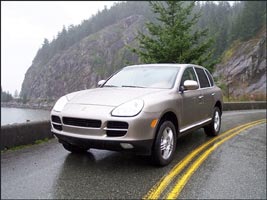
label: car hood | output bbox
[68,87,165,107]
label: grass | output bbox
[1,137,52,153]
[221,40,241,64]
[223,92,267,102]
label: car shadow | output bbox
[51,150,156,198]
[51,129,211,199]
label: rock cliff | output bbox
[21,14,266,102]
[214,27,266,100]
[21,15,144,101]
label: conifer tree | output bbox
[132,1,215,71]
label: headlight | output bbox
[111,99,144,117]
[53,96,68,112]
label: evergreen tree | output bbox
[14,90,19,98]
[1,87,13,102]
[22,94,28,104]
[132,1,215,71]
[28,1,265,76]
[230,1,266,41]
[242,1,266,40]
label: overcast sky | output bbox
[1,1,117,95]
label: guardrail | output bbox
[1,101,266,151]
[1,120,52,151]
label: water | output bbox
[1,107,50,126]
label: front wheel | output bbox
[204,107,221,137]
[152,121,177,166]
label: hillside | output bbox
[214,27,266,100]
[19,1,266,104]
[21,15,144,101]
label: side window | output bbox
[180,67,198,88]
[195,68,210,88]
[205,69,214,86]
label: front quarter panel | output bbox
[142,90,182,128]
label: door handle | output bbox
[198,95,204,99]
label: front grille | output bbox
[62,117,101,128]
[106,130,127,137]
[51,115,61,124]
[107,121,129,129]
[53,124,63,131]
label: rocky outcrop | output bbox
[21,15,144,101]
[21,13,266,102]
[214,28,266,99]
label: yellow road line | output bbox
[143,119,265,199]
[166,120,266,199]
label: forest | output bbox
[35,1,266,69]
[17,1,266,104]
[1,86,13,102]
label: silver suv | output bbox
[51,64,223,166]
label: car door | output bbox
[204,69,217,118]
[194,67,213,120]
[179,67,202,131]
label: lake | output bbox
[1,107,51,126]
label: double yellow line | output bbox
[143,119,266,199]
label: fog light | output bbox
[120,143,134,149]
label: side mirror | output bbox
[97,80,106,87]
[183,80,199,90]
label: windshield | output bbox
[103,67,180,89]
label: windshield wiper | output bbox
[121,85,146,88]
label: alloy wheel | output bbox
[160,127,174,160]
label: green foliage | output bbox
[34,138,49,145]
[1,138,50,153]
[92,54,106,77]
[131,1,215,71]
[14,90,19,98]
[193,2,233,60]
[223,92,267,102]
[31,1,266,74]
[230,1,266,42]
[221,40,241,64]
[22,94,28,104]
[22,1,266,101]
[1,86,13,102]
[216,79,229,100]
[32,2,152,67]
[31,1,266,71]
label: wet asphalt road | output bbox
[1,110,266,199]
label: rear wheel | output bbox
[62,143,88,153]
[204,107,221,136]
[152,121,177,166]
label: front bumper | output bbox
[54,133,153,155]
[51,104,161,155]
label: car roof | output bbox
[125,63,206,70]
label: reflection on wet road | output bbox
[1,110,266,199]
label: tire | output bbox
[204,107,221,137]
[62,143,88,153]
[152,121,177,166]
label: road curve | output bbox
[1,110,266,199]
